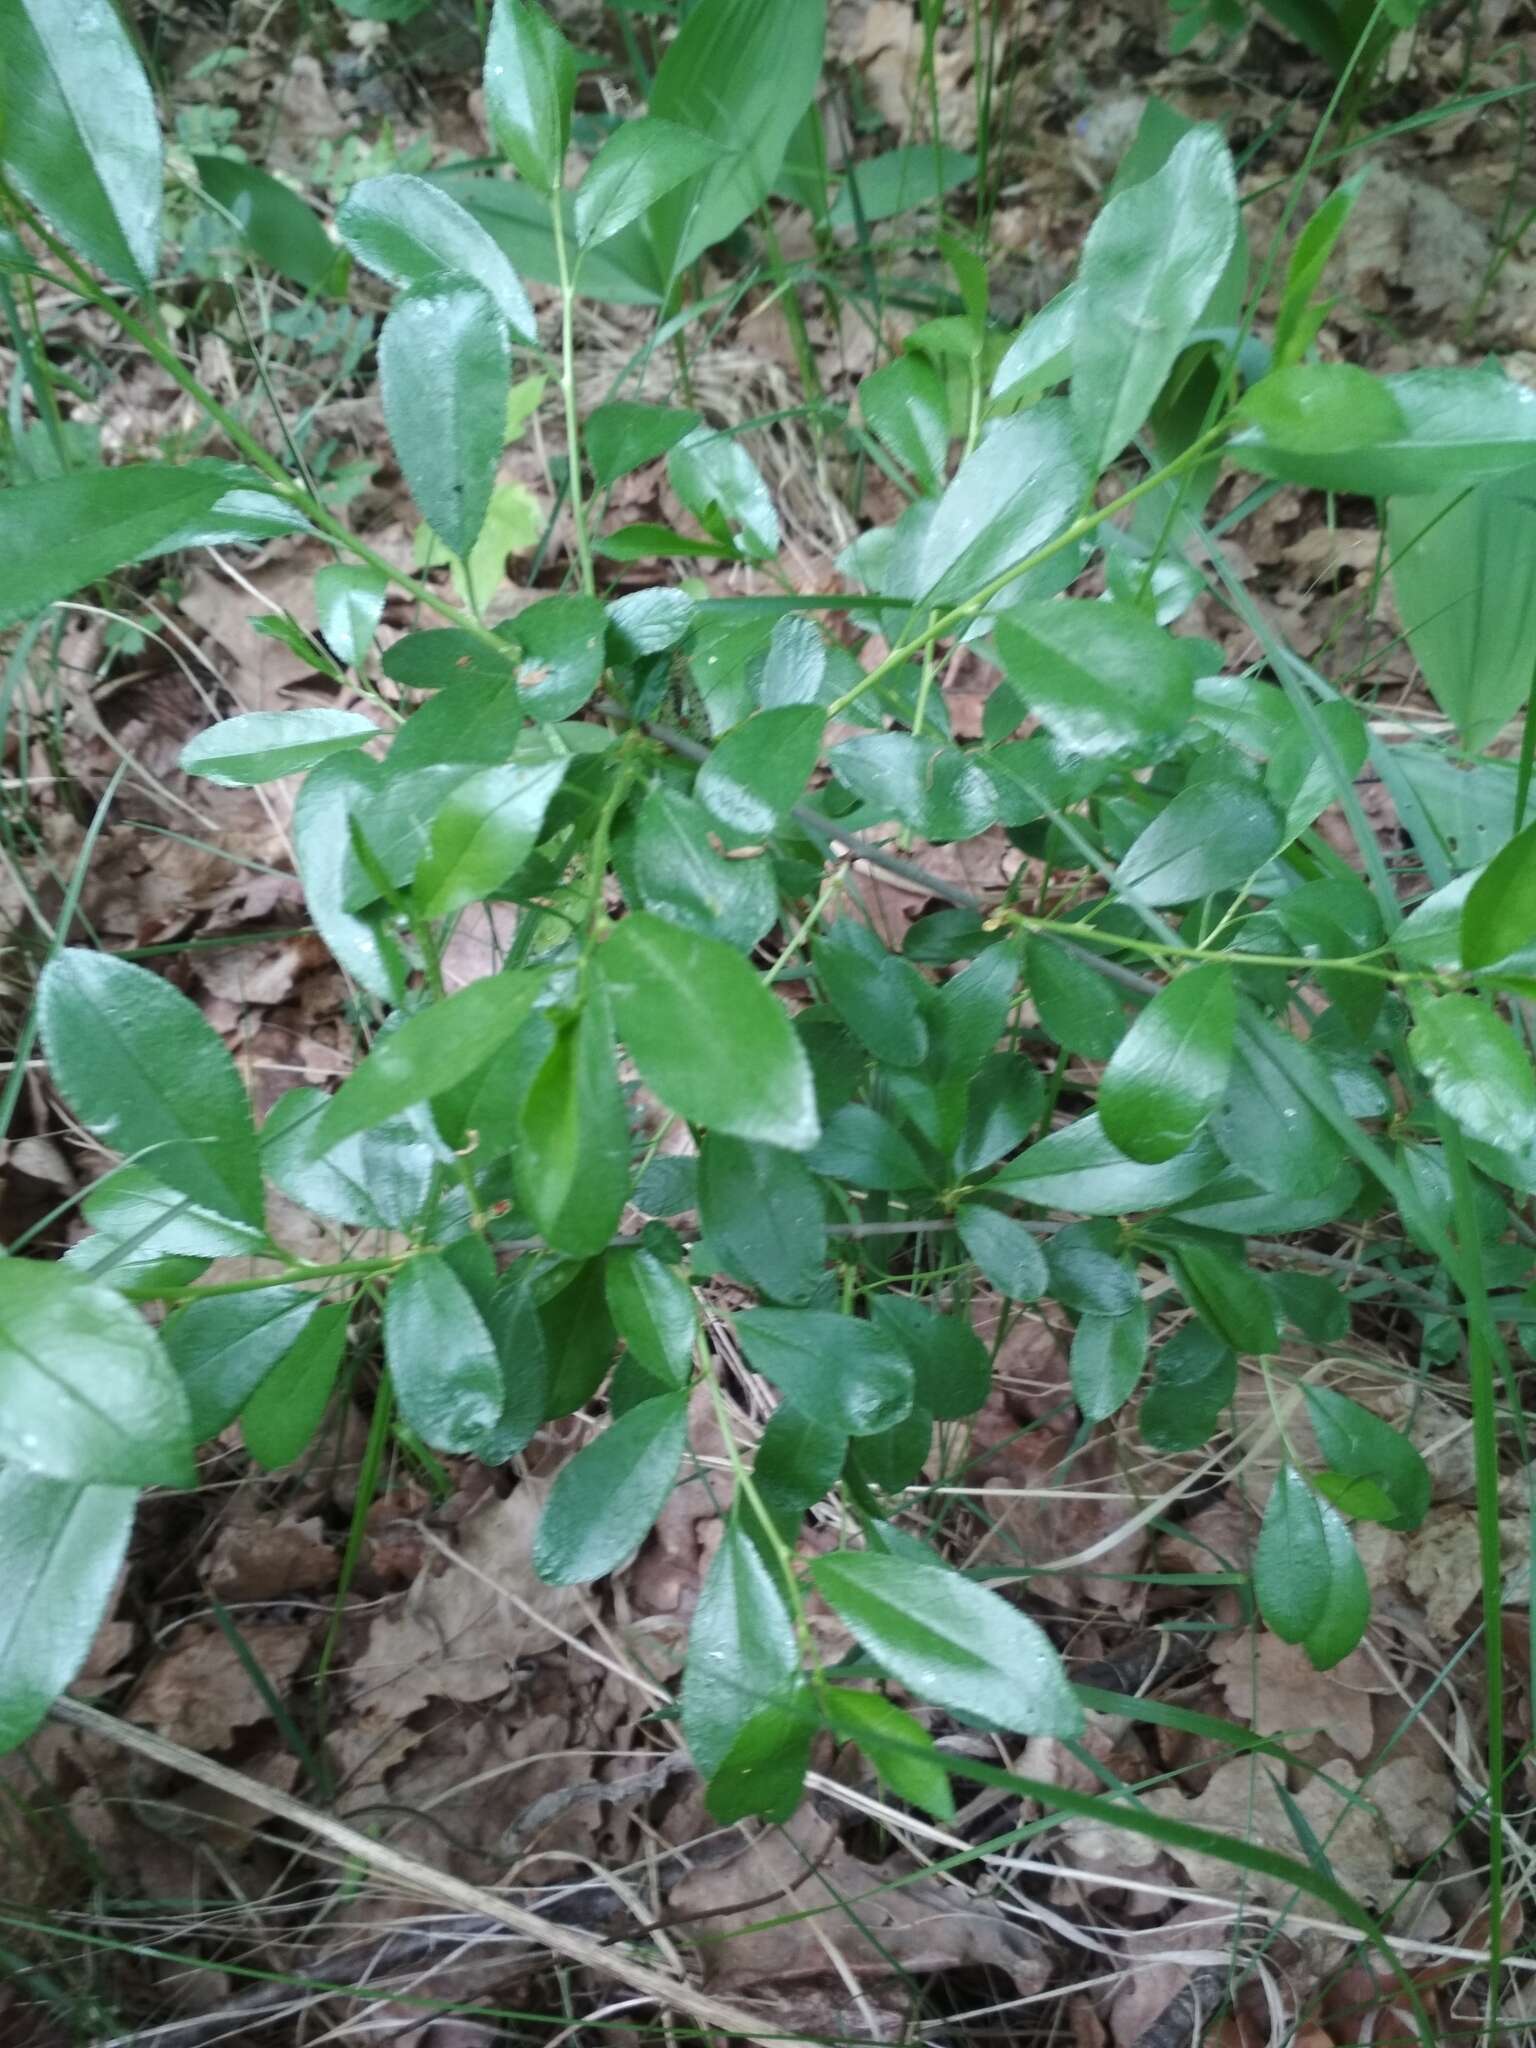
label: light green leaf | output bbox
[337,172,536,337]
[575,117,719,249]
[991,285,1077,408]
[669,428,779,559]
[1070,1300,1150,1422]
[605,1249,696,1387]
[516,988,631,1259]
[0,1260,193,1489]
[1390,465,1536,753]
[831,733,998,843]
[1072,126,1238,470]
[1409,994,1536,1153]
[534,1390,689,1583]
[383,1257,503,1453]
[1254,1463,1329,1644]
[830,145,976,228]
[734,1308,913,1437]
[695,705,824,837]
[0,0,162,287]
[1236,362,1403,456]
[1462,815,1536,970]
[681,1517,800,1776]
[628,787,777,950]
[414,759,566,918]
[919,404,1087,604]
[824,1688,955,1819]
[318,973,546,1147]
[181,709,377,787]
[809,1551,1081,1735]
[858,355,949,496]
[995,601,1194,762]
[1101,964,1234,1163]
[1303,1386,1431,1533]
[598,913,820,1151]
[646,0,825,281]
[195,155,336,292]
[241,1302,350,1470]
[699,1135,826,1305]
[1273,173,1366,369]
[955,1203,1048,1302]
[380,278,509,561]
[0,462,309,631]
[39,949,263,1228]
[314,564,389,667]
[706,1698,815,1824]
[1229,365,1536,496]
[0,1469,136,1755]
[483,0,576,195]
[994,1112,1222,1214]
[292,754,406,1002]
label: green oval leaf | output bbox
[1254,1463,1329,1644]
[695,705,825,838]
[195,155,336,292]
[574,117,719,250]
[180,709,378,787]
[994,1113,1222,1215]
[699,1135,827,1305]
[516,989,631,1259]
[379,277,510,562]
[39,949,263,1228]
[241,1302,350,1470]
[734,1308,913,1436]
[1409,993,1536,1153]
[681,1517,800,1775]
[533,1390,689,1584]
[604,1249,696,1387]
[383,1258,503,1454]
[598,912,820,1151]
[314,564,389,668]
[414,758,566,919]
[1101,964,1235,1164]
[1070,1299,1149,1422]
[1461,813,1536,969]
[809,1551,1081,1735]
[1302,1386,1431,1533]
[484,0,576,194]
[165,1289,321,1441]
[0,1261,194,1489]
[995,601,1194,762]
[955,1203,1048,1302]
[337,172,536,337]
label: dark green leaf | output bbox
[807,1103,929,1191]
[995,1113,1221,1214]
[1254,1464,1329,1644]
[534,1390,689,1583]
[320,974,546,1147]
[80,1169,269,1263]
[628,787,777,950]
[1026,937,1126,1061]
[181,709,376,787]
[1101,965,1235,1164]
[830,145,976,228]
[599,912,820,1151]
[868,1296,991,1420]
[1269,1271,1349,1344]
[516,988,631,1259]
[1409,994,1536,1153]
[1165,1239,1278,1355]
[0,1260,193,1489]
[1303,1386,1431,1533]
[338,171,537,336]
[539,1261,617,1420]
[39,949,263,1228]
[166,1289,321,1441]
[262,1088,433,1231]
[240,1303,349,1470]
[195,155,336,291]
[1229,365,1536,496]
[699,1135,826,1305]
[414,759,566,918]
[1211,1031,1349,1198]
[475,1275,550,1459]
[956,1053,1044,1174]
[0,462,309,631]
[575,117,718,249]
[1070,1300,1149,1422]
[0,0,162,287]
[814,919,929,1068]
[1139,1323,1234,1452]
[484,0,575,194]
[1302,1501,1369,1670]
[379,278,509,561]
[956,1203,1048,1302]
[830,733,998,842]
[0,1469,136,1755]
[695,706,824,837]
[605,1249,696,1387]
[681,1517,801,1774]
[1115,783,1284,907]
[705,1698,814,1823]
[1045,1221,1140,1315]
[1273,174,1366,368]
[512,593,608,721]
[293,754,405,1000]
[384,1257,503,1453]
[586,402,700,486]
[995,601,1196,762]
[734,1308,913,1436]
[809,1551,1081,1734]
[824,1688,954,1819]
